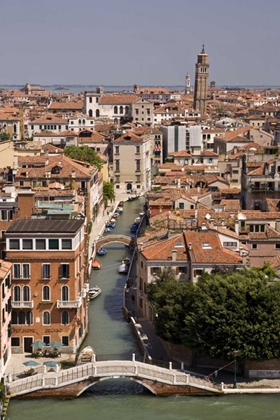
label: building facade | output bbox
[6,219,88,354]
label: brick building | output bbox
[5,219,88,354]
[0,260,12,378]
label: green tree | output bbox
[147,268,194,344]
[103,181,115,208]
[64,145,103,171]
[147,266,280,361]
[183,268,280,361]
[0,132,11,141]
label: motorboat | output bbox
[106,221,116,229]
[114,211,120,218]
[105,227,111,233]
[92,260,102,270]
[97,247,107,256]
[118,262,129,274]
[88,286,101,300]
[117,206,123,212]
[135,217,141,224]
[77,346,95,365]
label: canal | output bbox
[7,197,280,419]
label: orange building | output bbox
[5,218,88,354]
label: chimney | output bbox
[171,249,177,261]
[71,171,76,178]
[213,223,218,230]
[45,158,49,166]
[188,242,192,250]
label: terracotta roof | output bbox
[48,101,83,110]
[99,95,138,105]
[141,233,187,261]
[184,230,242,264]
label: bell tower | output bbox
[185,73,191,94]
[193,45,209,115]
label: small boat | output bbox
[106,221,116,229]
[92,260,102,270]
[117,206,123,212]
[77,346,95,365]
[97,247,107,256]
[88,286,101,300]
[114,212,120,217]
[135,217,141,224]
[110,218,117,223]
[130,223,138,233]
[105,227,111,233]
[118,263,129,274]
[139,212,144,216]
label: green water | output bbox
[7,198,280,419]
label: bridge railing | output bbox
[7,360,220,397]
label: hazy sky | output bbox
[0,0,279,86]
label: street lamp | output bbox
[233,350,239,389]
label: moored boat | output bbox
[130,223,138,233]
[77,346,95,365]
[88,286,101,300]
[97,247,107,256]
[118,262,129,274]
[117,206,123,212]
[92,260,102,270]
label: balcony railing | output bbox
[57,298,82,309]
[11,300,34,309]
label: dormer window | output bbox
[202,242,211,249]
[51,166,61,174]
[175,241,183,247]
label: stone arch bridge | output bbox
[7,359,221,398]
[95,235,135,249]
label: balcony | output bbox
[11,300,34,309]
[57,298,82,309]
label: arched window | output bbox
[119,106,123,114]
[11,311,18,324]
[43,311,51,325]
[125,106,129,115]
[23,286,30,301]
[95,109,100,118]
[82,119,85,124]
[13,286,20,301]
[61,285,69,301]
[114,106,118,114]
[89,109,93,117]
[42,285,50,301]
[61,311,69,325]
[78,119,81,124]
[26,311,33,325]
[19,311,25,325]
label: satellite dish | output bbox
[205,213,211,220]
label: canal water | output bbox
[7,198,280,419]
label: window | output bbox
[89,97,92,103]
[42,264,50,279]
[136,160,140,171]
[43,336,50,345]
[136,145,140,154]
[114,106,118,114]
[61,311,69,325]
[115,146,119,155]
[11,337,20,346]
[12,312,18,324]
[23,286,30,301]
[22,264,30,279]
[36,239,46,250]
[10,239,20,250]
[42,286,50,301]
[19,311,25,324]
[62,336,69,346]
[13,286,20,301]
[251,244,258,249]
[13,264,21,279]
[43,311,51,325]
[61,285,69,301]
[151,267,161,276]
[49,239,59,250]
[115,160,120,172]
[179,202,184,210]
[120,106,123,114]
[62,239,72,250]
[275,244,280,249]
[26,311,33,325]
[223,242,237,247]
[60,264,69,279]
[194,269,203,277]
[135,108,139,115]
